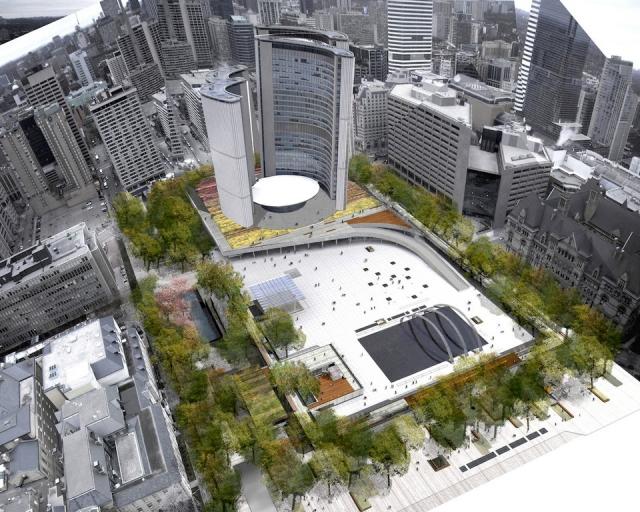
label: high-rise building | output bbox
[180,69,211,145]
[0,183,17,259]
[90,86,165,192]
[0,121,59,214]
[514,0,603,139]
[0,223,117,353]
[69,49,95,87]
[351,44,388,84]
[256,27,354,210]
[96,15,119,46]
[465,127,552,228]
[576,80,598,135]
[106,52,128,85]
[258,0,282,25]
[210,0,234,18]
[34,103,92,192]
[127,62,165,101]
[100,0,121,17]
[22,66,92,167]
[181,0,214,68]
[589,56,638,162]
[201,66,256,227]
[208,16,233,64]
[157,0,213,69]
[387,0,433,73]
[228,16,256,69]
[388,81,472,210]
[354,80,389,157]
[161,39,197,76]
[152,89,184,160]
[116,18,163,74]
[337,12,378,45]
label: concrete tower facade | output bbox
[201,66,256,227]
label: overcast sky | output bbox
[0,0,638,68]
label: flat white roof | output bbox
[390,83,471,126]
[233,240,531,417]
[468,146,499,175]
[252,175,320,208]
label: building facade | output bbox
[514,0,602,139]
[90,86,165,192]
[201,66,256,227]
[588,56,637,162]
[34,103,92,192]
[208,16,233,64]
[228,15,256,69]
[69,49,95,87]
[152,89,184,160]
[256,27,354,210]
[21,66,92,167]
[354,80,389,157]
[0,182,17,258]
[506,181,640,327]
[387,0,433,73]
[0,223,117,353]
[388,82,472,210]
[180,69,211,146]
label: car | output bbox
[86,201,92,206]
[101,208,108,213]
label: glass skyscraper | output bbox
[515,0,603,139]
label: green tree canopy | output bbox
[260,308,306,357]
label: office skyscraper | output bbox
[256,27,354,210]
[228,16,256,69]
[514,0,602,139]
[90,86,165,192]
[388,82,472,210]
[258,0,282,26]
[208,16,232,63]
[69,50,94,87]
[387,0,433,73]
[210,0,234,18]
[589,56,638,161]
[22,66,92,167]
[0,182,17,259]
[34,103,92,192]
[157,0,213,69]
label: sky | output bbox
[0,0,639,68]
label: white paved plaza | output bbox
[232,240,532,416]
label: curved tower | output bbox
[256,27,354,210]
[201,66,256,228]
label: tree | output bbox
[369,426,409,488]
[571,305,621,353]
[508,359,547,431]
[416,383,467,449]
[197,261,245,302]
[270,362,320,399]
[262,440,314,507]
[464,237,499,277]
[113,192,146,233]
[155,277,191,324]
[568,334,612,387]
[310,446,349,496]
[260,308,306,357]
[218,316,253,365]
[338,419,372,486]
[349,154,373,184]
[131,232,163,270]
[391,415,425,451]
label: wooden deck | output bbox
[347,209,410,228]
[308,375,355,409]
[406,352,521,408]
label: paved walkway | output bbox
[238,462,277,512]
